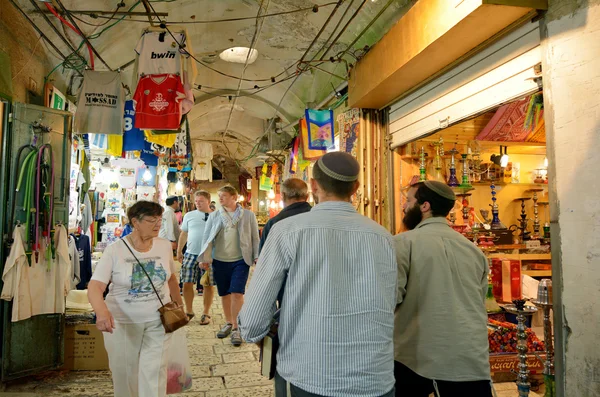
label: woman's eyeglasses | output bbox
[142,217,162,225]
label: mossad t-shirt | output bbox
[91,238,175,323]
[74,70,125,135]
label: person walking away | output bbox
[258,178,311,307]
[88,201,184,397]
[200,186,259,346]
[239,152,397,397]
[159,196,181,252]
[177,190,214,324]
[394,181,492,397]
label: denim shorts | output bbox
[212,259,250,296]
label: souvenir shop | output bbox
[0,25,208,380]
[387,20,555,391]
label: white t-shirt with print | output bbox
[136,186,156,201]
[112,158,144,189]
[135,31,186,78]
[91,238,175,323]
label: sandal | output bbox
[187,313,195,320]
[199,314,211,325]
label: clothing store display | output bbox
[74,70,125,135]
[1,225,71,322]
[68,235,82,291]
[112,158,144,189]
[106,134,123,157]
[145,130,177,148]
[137,166,157,187]
[135,30,186,78]
[123,100,146,151]
[133,74,185,130]
[141,140,159,166]
[193,141,213,182]
[74,234,92,290]
[137,186,157,201]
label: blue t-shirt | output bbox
[140,140,158,166]
[123,100,145,151]
[181,210,209,255]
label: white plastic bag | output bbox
[166,328,193,394]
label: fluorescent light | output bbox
[175,181,183,192]
[219,47,258,64]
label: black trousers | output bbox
[275,372,395,397]
[394,361,493,397]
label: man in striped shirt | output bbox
[239,152,397,397]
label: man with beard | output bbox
[394,181,492,397]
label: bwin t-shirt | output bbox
[74,70,125,135]
[135,31,187,78]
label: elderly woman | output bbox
[88,201,184,397]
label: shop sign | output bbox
[490,353,545,374]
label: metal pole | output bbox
[53,0,114,70]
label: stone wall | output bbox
[541,1,600,396]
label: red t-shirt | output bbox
[133,74,185,130]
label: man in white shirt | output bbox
[159,196,181,251]
[177,190,214,324]
[394,181,492,397]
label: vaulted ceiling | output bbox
[20,0,415,178]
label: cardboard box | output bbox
[64,324,109,371]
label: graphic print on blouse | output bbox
[127,257,167,303]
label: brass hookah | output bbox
[431,137,445,182]
[505,299,538,397]
[419,147,427,182]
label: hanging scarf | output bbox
[220,204,243,228]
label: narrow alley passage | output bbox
[3,296,273,397]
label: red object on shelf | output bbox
[491,258,522,302]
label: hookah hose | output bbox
[8,145,37,241]
[15,150,38,252]
[34,144,55,267]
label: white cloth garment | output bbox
[136,186,156,201]
[193,141,213,181]
[1,225,70,322]
[112,158,144,189]
[103,319,172,397]
[135,30,186,78]
[68,235,81,291]
[74,70,125,135]
[193,141,213,159]
[91,238,175,324]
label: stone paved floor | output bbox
[1,295,543,397]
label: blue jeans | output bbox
[212,259,250,296]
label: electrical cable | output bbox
[11,37,43,81]
[83,2,339,24]
[44,2,95,70]
[69,4,124,27]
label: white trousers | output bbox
[103,319,172,397]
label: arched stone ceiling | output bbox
[24,0,416,175]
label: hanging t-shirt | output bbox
[140,140,159,167]
[112,158,144,189]
[194,159,212,182]
[106,135,123,157]
[92,238,175,323]
[123,100,145,151]
[135,31,186,78]
[74,70,125,135]
[74,234,92,290]
[137,165,157,187]
[171,122,188,159]
[144,130,177,148]
[133,74,185,130]
[136,186,157,201]
[102,208,126,224]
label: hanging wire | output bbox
[79,2,338,24]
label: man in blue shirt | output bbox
[177,190,213,324]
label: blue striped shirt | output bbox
[239,201,397,397]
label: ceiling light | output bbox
[219,47,259,64]
[500,147,509,168]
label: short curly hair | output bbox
[127,201,164,225]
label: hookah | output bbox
[459,153,472,189]
[447,147,460,187]
[513,197,532,243]
[539,201,550,243]
[506,299,538,397]
[490,180,505,229]
[529,189,544,240]
[534,279,556,397]
[419,147,427,182]
[431,137,445,182]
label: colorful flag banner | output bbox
[305,109,335,150]
[300,118,326,160]
[337,108,360,157]
[288,137,299,175]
